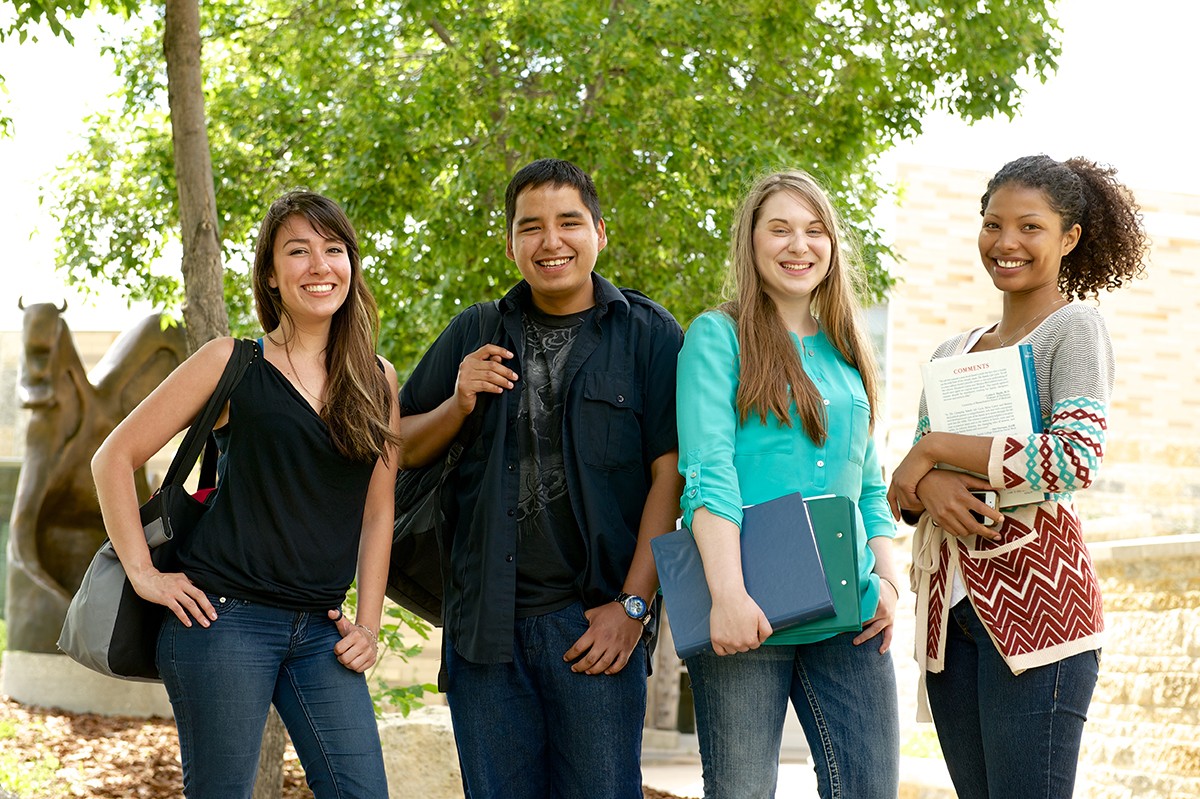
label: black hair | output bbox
[981,155,1148,300]
[504,158,603,233]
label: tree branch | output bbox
[427,16,455,48]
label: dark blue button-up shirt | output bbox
[400,275,683,664]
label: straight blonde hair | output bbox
[720,170,880,444]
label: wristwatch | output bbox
[615,592,651,626]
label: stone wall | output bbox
[1080,534,1200,798]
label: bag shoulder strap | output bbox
[446,301,504,468]
[161,338,257,489]
[475,299,502,345]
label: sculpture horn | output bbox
[18,295,24,311]
[57,299,68,314]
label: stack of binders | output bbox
[652,493,863,660]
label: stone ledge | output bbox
[0,650,172,717]
[1090,533,1200,563]
[378,706,462,799]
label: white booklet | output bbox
[920,343,1046,507]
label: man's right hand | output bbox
[454,344,518,415]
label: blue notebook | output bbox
[652,492,838,660]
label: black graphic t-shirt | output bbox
[514,306,590,615]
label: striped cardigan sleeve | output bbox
[988,307,1114,496]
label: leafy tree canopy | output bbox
[1,0,140,43]
[48,0,1059,372]
[1,0,142,134]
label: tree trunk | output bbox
[255,709,287,799]
[163,2,283,796]
[164,0,229,351]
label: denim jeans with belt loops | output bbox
[444,601,648,799]
[685,631,899,799]
[925,598,1100,799]
[157,593,387,799]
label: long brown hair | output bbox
[251,191,398,462]
[720,170,880,443]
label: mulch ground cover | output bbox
[1,697,687,798]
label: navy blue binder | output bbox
[652,492,837,660]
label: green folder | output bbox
[794,495,863,636]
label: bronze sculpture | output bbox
[6,301,188,653]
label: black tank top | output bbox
[176,341,377,611]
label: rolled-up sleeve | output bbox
[677,312,744,530]
[859,434,896,540]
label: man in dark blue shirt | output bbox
[399,159,683,798]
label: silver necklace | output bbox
[996,298,1067,347]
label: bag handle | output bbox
[160,338,256,490]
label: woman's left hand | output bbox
[330,609,379,673]
[853,576,898,654]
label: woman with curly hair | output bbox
[888,155,1148,798]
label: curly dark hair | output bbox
[981,155,1148,300]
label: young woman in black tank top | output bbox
[92,192,401,798]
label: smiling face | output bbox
[751,190,832,314]
[267,214,353,325]
[979,184,1081,296]
[506,183,607,315]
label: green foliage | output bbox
[0,0,140,44]
[900,727,945,759]
[47,0,1060,372]
[373,604,438,718]
[341,585,438,717]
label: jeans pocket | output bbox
[205,592,249,617]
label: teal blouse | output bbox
[675,310,895,645]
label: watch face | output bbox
[624,595,647,619]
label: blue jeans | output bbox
[157,594,386,799]
[444,602,647,799]
[685,632,899,799]
[925,599,1099,799]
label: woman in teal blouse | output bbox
[675,170,900,799]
